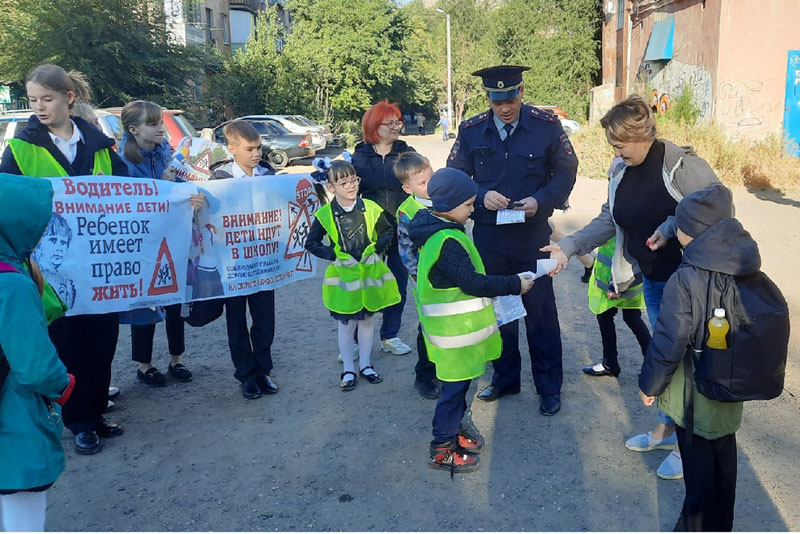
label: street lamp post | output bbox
[435,8,453,130]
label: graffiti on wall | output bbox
[637,60,713,120]
[717,79,765,129]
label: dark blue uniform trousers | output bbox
[431,379,471,445]
[224,289,275,382]
[473,223,563,396]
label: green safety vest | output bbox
[314,199,401,314]
[8,138,112,177]
[395,195,424,223]
[417,229,501,382]
[588,238,645,314]
[7,138,112,321]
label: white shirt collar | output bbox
[48,120,84,164]
[414,195,433,207]
[231,161,270,178]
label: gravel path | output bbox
[47,134,799,531]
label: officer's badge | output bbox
[560,134,574,156]
[449,139,460,161]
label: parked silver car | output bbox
[242,114,328,150]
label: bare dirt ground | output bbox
[48,134,799,531]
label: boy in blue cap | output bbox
[409,168,534,474]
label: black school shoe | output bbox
[256,374,279,394]
[241,379,262,399]
[540,394,561,416]
[340,371,357,391]
[582,362,620,377]
[581,266,593,283]
[96,418,124,438]
[137,367,167,387]
[359,366,382,384]
[168,363,193,382]
[74,431,103,455]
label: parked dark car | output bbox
[212,119,315,169]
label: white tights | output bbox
[1,490,47,532]
[337,316,375,376]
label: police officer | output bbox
[447,65,577,415]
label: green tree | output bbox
[0,0,207,109]
[492,0,600,119]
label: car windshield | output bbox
[292,116,316,126]
[250,122,269,134]
[265,120,290,134]
[172,114,198,137]
[282,117,309,128]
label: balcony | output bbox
[229,0,260,13]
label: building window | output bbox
[221,13,229,45]
[617,0,624,30]
[206,8,214,43]
[184,0,201,23]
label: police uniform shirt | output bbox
[447,105,578,228]
[493,114,518,141]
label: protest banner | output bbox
[190,173,321,301]
[35,173,322,316]
[36,176,196,316]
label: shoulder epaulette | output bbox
[461,112,490,129]
[529,107,558,123]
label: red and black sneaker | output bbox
[428,442,479,477]
[457,425,484,453]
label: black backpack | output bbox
[687,270,790,403]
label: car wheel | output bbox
[267,150,289,169]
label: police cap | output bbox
[472,65,531,101]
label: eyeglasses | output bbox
[380,120,404,129]
[335,176,361,189]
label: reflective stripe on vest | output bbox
[417,228,501,381]
[588,237,645,314]
[314,199,401,314]
[8,138,113,177]
[425,323,499,350]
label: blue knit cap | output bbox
[428,168,478,212]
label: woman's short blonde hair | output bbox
[600,94,656,143]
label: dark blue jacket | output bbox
[446,105,577,229]
[118,136,173,180]
[408,208,520,297]
[352,139,415,224]
[0,115,129,177]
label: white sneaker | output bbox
[337,346,359,362]
[380,337,412,355]
[657,450,684,480]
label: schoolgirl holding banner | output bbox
[0,64,129,455]
[117,100,205,388]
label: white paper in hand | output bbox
[496,209,526,225]
[519,259,558,282]
[493,295,527,326]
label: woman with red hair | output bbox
[352,101,416,358]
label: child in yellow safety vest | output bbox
[408,168,534,474]
[305,159,400,391]
[0,64,129,456]
[393,152,438,399]
[582,237,651,378]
